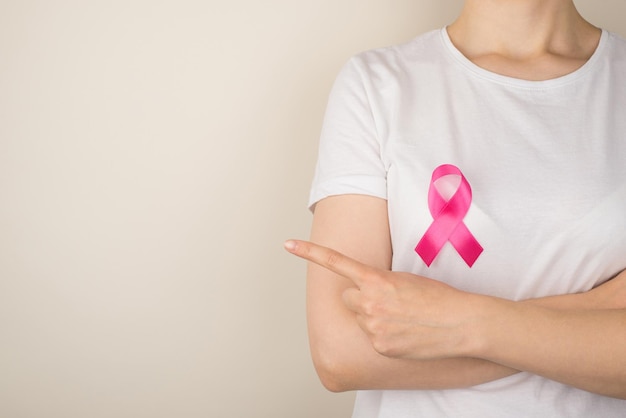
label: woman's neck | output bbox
[446,0,601,80]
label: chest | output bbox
[379,89,626,299]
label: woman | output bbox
[285,0,626,416]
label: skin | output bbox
[447,0,601,81]
[286,0,626,400]
[286,232,626,398]
[285,196,626,397]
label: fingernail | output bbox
[284,240,297,251]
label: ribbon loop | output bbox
[415,164,483,267]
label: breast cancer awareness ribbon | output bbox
[415,164,483,267]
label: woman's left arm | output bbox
[524,269,626,311]
[475,292,626,399]
[285,240,626,399]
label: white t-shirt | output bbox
[309,28,626,417]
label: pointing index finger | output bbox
[284,239,375,287]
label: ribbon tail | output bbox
[415,225,447,267]
[415,239,435,267]
[449,224,483,267]
[416,204,472,267]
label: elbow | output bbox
[311,344,359,393]
[313,354,353,393]
[317,369,350,393]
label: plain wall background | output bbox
[0,1,624,417]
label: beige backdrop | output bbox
[0,1,624,417]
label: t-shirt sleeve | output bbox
[308,57,387,210]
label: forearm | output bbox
[308,286,518,392]
[471,297,626,399]
[312,284,618,392]
[306,195,626,393]
[307,195,518,391]
[526,269,626,311]
[316,353,518,393]
[510,271,626,398]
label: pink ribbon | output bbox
[415,164,483,267]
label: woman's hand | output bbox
[286,239,626,398]
[285,239,486,361]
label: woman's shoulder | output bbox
[355,29,443,63]
[345,29,446,80]
[605,30,626,57]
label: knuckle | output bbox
[361,299,380,317]
[361,316,380,337]
[371,339,387,355]
[325,249,342,268]
[371,334,393,357]
[361,269,380,283]
[372,335,403,358]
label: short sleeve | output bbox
[308,57,387,210]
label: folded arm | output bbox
[299,194,626,395]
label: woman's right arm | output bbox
[306,194,626,392]
[306,194,519,392]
